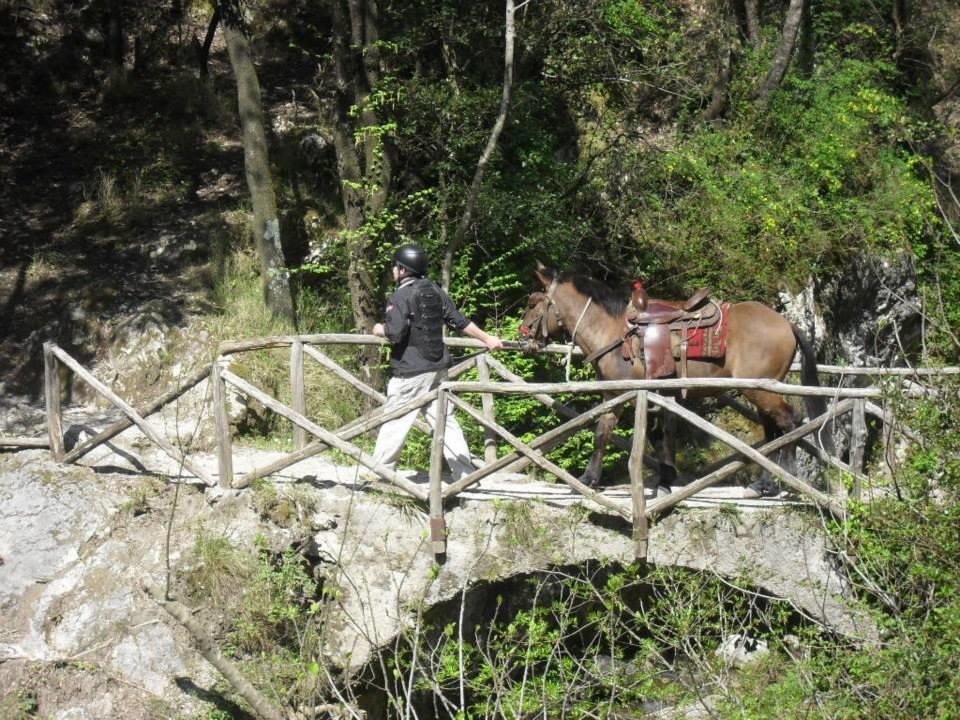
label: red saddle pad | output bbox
[679,303,729,359]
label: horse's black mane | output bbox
[558,270,629,317]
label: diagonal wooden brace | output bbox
[221,369,428,502]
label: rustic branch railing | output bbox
[39,336,949,563]
[1,436,49,450]
[45,342,214,486]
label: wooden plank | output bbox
[240,390,439,487]
[429,390,449,557]
[790,364,960,376]
[443,378,882,399]
[647,399,855,516]
[219,333,545,355]
[446,393,631,520]
[63,364,210,464]
[476,354,498,464]
[245,350,479,485]
[850,399,867,501]
[50,346,214,485]
[1,437,49,449]
[647,394,843,517]
[43,343,65,461]
[219,335,952,379]
[211,364,234,488]
[442,391,636,499]
[630,390,649,561]
[220,369,428,502]
[697,399,859,482]
[290,340,306,451]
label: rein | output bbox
[564,297,593,380]
[570,297,593,344]
[527,276,562,342]
[584,329,631,365]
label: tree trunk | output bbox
[704,45,733,120]
[756,0,805,101]
[441,0,516,291]
[892,0,907,64]
[743,0,760,45]
[197,6,220,78]
[107,0,124,71]
[329,0,394,387]
[796,0,814,78]
[220,8,295,324]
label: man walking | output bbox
[369,243,504,481]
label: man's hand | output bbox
[484,335,505,351]
[372,322,385,338]
[463,321,503,351]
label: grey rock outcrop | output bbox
[780,252,923,367]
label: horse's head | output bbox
[518,263,564,352]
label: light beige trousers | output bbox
[371,369,474,481]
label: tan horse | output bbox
[519,263,827,496]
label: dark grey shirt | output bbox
[383,277,470,377]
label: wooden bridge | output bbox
[26,336,949,562]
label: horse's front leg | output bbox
[580,408,622,488]
[649,410,678,490]
[744,391,799,498]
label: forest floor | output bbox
[0,17,324,405]
[0,64,243,400]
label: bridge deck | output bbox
[62,404,802,512]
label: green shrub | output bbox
[721,376,960,719]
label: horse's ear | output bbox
[533,261,552,289]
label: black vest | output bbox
[408,279,445,362]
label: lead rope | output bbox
[565,297,593,382]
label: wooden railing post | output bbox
[211,363,234,488]
[629,390,649,561]
[429,389,449,559]
[290,340,305,451]
[43,342,65,462]
[476,354,498,465]
[850,398,867,501]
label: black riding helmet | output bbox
[393,243,428,277]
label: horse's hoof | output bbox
[643,484,670,498]
[745,481,779,499]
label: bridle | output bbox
[521,277,593,355]
[520,277,562,345]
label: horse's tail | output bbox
[791,324,835,451]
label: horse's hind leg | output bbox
[580,407,622,487]
[743,390,798,498]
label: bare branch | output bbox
[442,0,517,289]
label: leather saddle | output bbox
[624,282,722,382]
